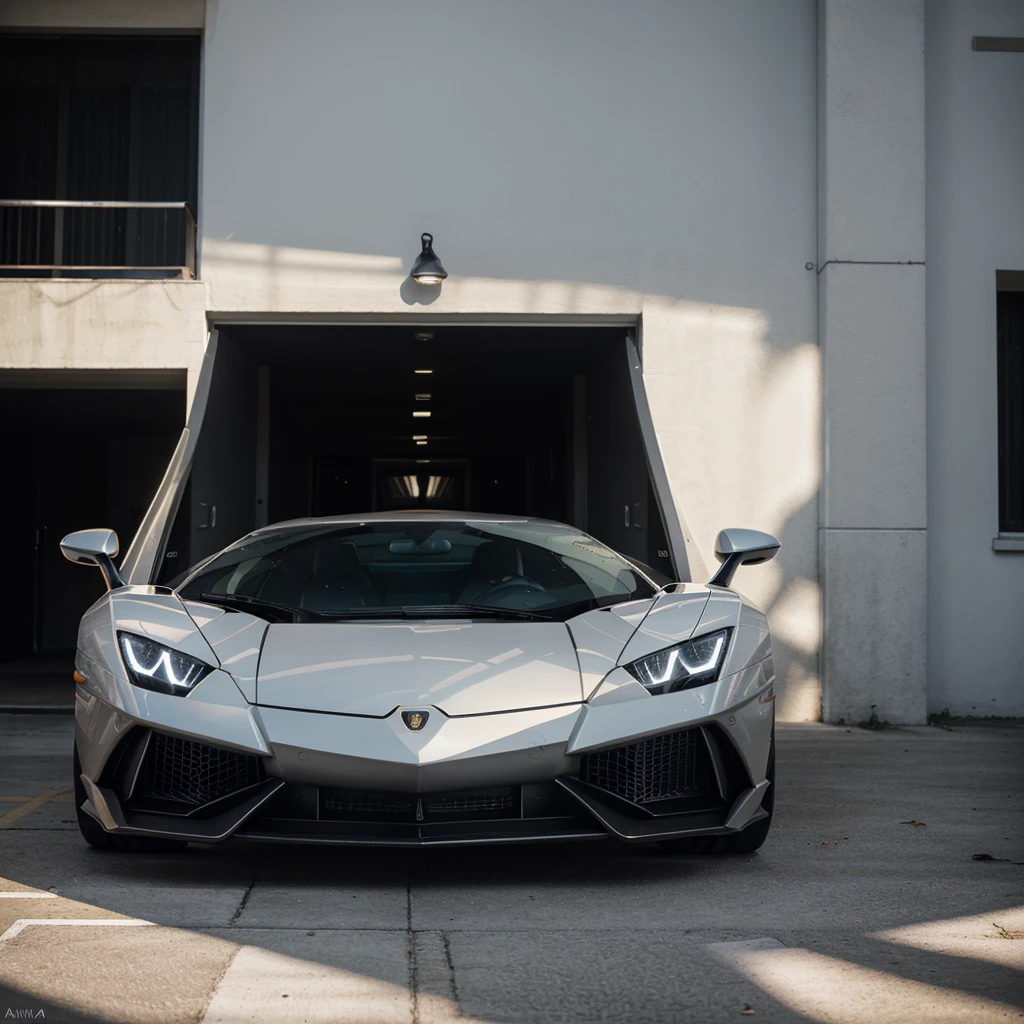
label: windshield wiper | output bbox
[429,604,553,621]
[195,596,553,623]
[317,604,553,622]
[196,592,326,623]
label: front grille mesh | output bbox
[581,728,707,805]
[322,792,414,816]
[426,792,516,816]
[320,788,518,821]
[140,733,259,806]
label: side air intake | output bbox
[580,727,714,806]
[138,733,261,806]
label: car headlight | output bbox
[117,632,213,696]
[623,628,731,695]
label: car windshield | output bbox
[175,520,657,622]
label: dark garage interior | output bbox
[157,324,673,586]
[0,376,184,699]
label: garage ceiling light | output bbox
[416,441,428,446]
[413,410,431,418]
[413,435,428,440]
[414,369,433,374]
[411,234,447,286]
[415,393,431,401]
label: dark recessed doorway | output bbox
[127,324,678,588]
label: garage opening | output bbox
[0,373,185,703]
[122,324,688,593]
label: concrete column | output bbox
[818,0,927,724]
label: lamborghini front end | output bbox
[66,513,778,852]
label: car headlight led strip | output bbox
[117,632,213,696]
[623,628,731,695]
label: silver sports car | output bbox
[62,513,779,853]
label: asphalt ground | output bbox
[0,715,1021,1023]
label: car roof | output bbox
[247,510,573,535]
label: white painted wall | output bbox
[926,0,1024,717]
[199,0,821,719]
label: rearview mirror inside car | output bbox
[388,538,453,555]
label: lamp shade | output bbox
[411,233,447,285]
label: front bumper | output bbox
[75,653,774,847]
[78,707,771,848]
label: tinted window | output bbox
[177,521,656,621]
[998,290,1024,532]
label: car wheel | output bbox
[658,726,775,855]
[73,744,188,853]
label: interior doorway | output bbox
[371,459,470,512]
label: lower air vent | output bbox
[320,787,521,822]
[139,733,260,806]
[425,790,517,817]
[580,727,711,805]
[322,791,414,818]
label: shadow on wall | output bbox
[399,276,441,306]
[197,237,821,719]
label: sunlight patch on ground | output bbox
[201,941,493,1024]
[874,906,1024,971]
[709,936,1020,1024]
[201,945,411,1024]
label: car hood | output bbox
[254,621,587,717]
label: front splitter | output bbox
[233,828,610,848]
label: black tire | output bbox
[658,726,775,855]
[73,744,188,853]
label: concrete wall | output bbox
[926,0,1024,717]
[200,0,822,720]
[0,280,208,405]
[0,0,204,31]
[818,0,928,725]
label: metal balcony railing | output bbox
[0,200,197,279]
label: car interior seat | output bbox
[456,540,524,603]
[298,538,380,610]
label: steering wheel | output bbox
[475,575,549,601]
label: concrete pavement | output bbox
[0,656,75,711]
[0,716,1021,1023]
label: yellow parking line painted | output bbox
[0,796,70,804]
[0,788,72,828]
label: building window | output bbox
[997,282,1024,534]
[0,35,199,275]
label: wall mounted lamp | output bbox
[411,233,447,285]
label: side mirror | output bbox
[60,529,124,590]
[708,528,780,588]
